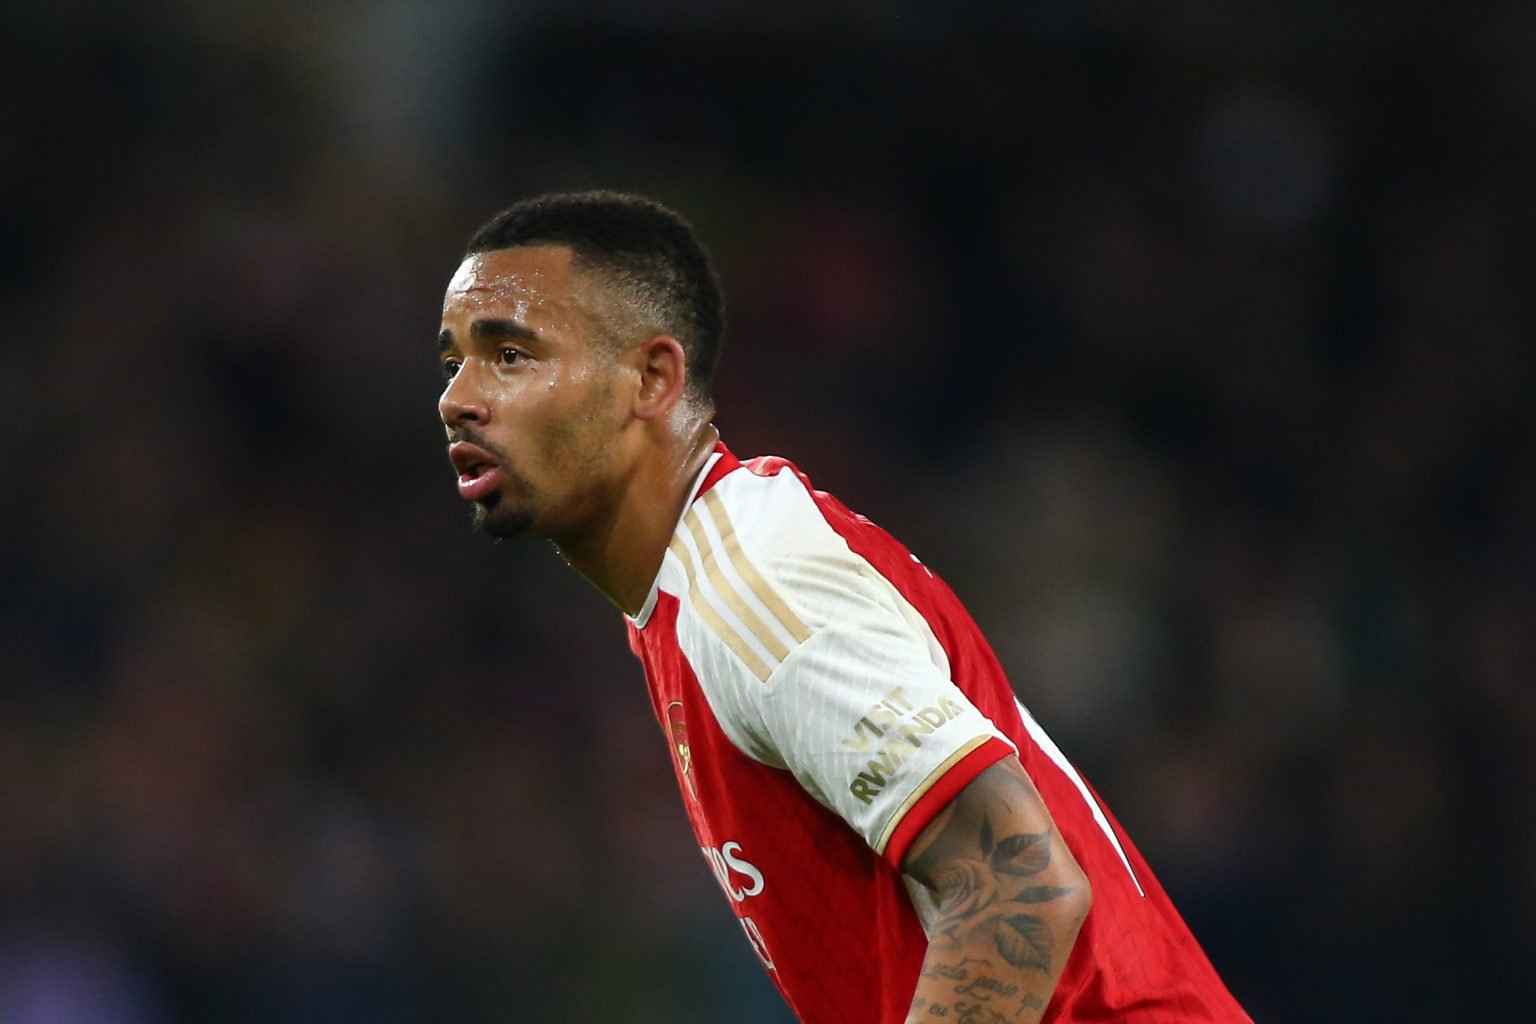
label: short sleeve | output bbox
[663,469,1015,867]
[755,554,1014,866]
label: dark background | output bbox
[2,3,1533,1021]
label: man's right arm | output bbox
[901,757,1092,1024]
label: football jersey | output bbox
[625,443,1251,1024]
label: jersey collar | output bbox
[628,439,737,629]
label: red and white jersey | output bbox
[626,443,1250,1024]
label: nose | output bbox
[438,368,490,429]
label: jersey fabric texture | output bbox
[625,443,1251,1024]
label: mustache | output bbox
[447,428,509,464]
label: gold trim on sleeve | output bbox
[684,512,792,662]
[701,490,812,644]
[873,735,995,855]
[669,536,773,682]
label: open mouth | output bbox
[448,441,503,502]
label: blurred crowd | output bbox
[1,2,1532,1021]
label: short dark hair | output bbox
[465,191,724,403]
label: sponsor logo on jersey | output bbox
[702,841,775,970]
[841,686,968,804]
[703,841,765,902]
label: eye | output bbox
[498,347,523,366]
[441,358,462,380]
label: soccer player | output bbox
[435,191,1252,1023]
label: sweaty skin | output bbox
[437,245,717,613]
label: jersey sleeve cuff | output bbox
[878,735,1014,869]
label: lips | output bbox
[448,441,504,503]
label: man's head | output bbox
[437,191,724,542]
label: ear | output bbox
[633,334,688,421]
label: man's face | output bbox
[437,245,633,540]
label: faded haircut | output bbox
[466,190,724,403]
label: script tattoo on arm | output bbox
[901,759,1092,1024]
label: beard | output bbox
[469,488,535,539]
[449,427,536,539]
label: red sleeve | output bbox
[882,736,1013,869]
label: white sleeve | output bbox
[666,474,1014,858]
[754,549,1013,857]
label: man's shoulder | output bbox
[691,454,932,624]
[696,453,827,556]
[708,454,919,579]
[670,453,890,632]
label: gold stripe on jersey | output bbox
[684,512,792,663]
[701,489,812,644]
[669,536,773,682]
[873,734,994,856]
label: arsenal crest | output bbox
[665,701,697,799]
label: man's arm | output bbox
[901,757,1092,1023]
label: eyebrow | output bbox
[437,318,539,352]
[471,318,538,342]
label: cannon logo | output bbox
[665,701,696,800]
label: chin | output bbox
[472,499,535,540]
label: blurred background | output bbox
[2,1,1533,1021]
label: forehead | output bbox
[441,245,581,321]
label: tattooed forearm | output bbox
[902,760,1092,1024]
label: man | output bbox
[436,191,1251,1023]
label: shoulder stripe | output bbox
[701,489,812,644]
[668,535,773,682]
[684,514,791,662]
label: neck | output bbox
[556,421,719,616]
